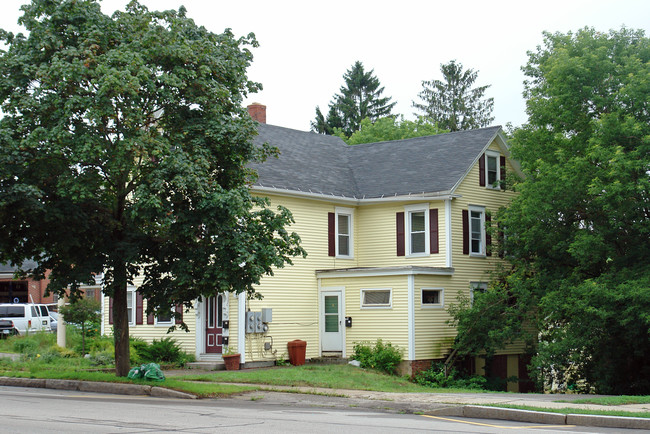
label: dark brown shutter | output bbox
[429,209,439,254]
[328,212,335,256]
[486,214,492,257]
[175,305,183,324]
[498,222,505,259]
[147,300,154,325]
[396,212,405,256]
[136,292,143,325]
[500,156,506,190]
[479,153,486,187]
[462,210,469,255]
[109,297,113,324]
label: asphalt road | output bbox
[0,386,646,433]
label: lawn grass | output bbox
[0,367,258,398]
[556,395,650,406]
[484,404,650,419]
[178,364,485,394]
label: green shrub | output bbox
[88,351,114,366]
[89,335,114,353]
[138,337,184,364]
[352,339,402,375]
[414,362,487,390]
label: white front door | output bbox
[321,290,342,352]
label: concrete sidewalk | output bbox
[0,352,647,431]
[167,368,650,430]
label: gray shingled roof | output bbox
[251,124,502,199]
[0,260,38,274]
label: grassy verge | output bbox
[483,404,650,419]
[0,368,257,398]
[178,364,484,394]
[556,395,650,406]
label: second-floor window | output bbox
[335,207,353,258]
[328,208,354,258]
[396,207,439,256]
[404,204,430,256]
[409,211,426,254]
[336,213,352,256]
[469,205,486,256]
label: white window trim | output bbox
[335,207,354,259]
[485,150,501,189]
[126,287,136,326]
[421,287,444,308]
[468,205,486,257]
[360,288,392,309]
[470,281,488,304]
[404,203,429,257]
[154,306,175,326]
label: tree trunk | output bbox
[112,261,131,377]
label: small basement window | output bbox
[421,288,443,307]
[361,289,392,308]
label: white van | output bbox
[0,304,51,335]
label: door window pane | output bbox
[324,295,338,332]
[325,295,337,314]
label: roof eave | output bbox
[252,185,460,205]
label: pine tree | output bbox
[413,60,494,132]
[311,61,396,137]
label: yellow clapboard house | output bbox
[101,104,530,391]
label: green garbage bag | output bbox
[141,362,165,381]
[127,366,144,380]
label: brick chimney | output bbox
[247,103,266,124]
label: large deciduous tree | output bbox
[413,60,494,132]
[311,61,396,137]
[450,28,650,394]
[341,116,446,145]
[0,0,305,376]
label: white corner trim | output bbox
[445,198,453,268]
[238,293,246,364]
[408,275,415,361]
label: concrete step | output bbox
[185,361,224,370]
[308,356,349,365]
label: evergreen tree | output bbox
[311,61,396,137]
[413,60,494,131]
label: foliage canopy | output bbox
[450,27,650,394]
[339,116,447,145]
[0,0,305,375]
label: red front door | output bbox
[205,295,223,354]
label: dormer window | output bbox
[480,150,506,189]
[485,150,500,188]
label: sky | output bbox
[2,0,649,132]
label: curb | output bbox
[463,405,565,425]
[0,376,195,399]
[461,405,650,430]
